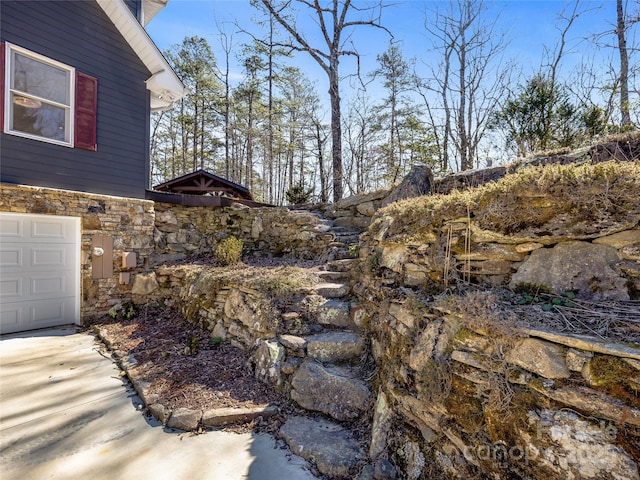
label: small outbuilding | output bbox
[152,170,253,200]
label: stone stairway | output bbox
[293,207,363,264]
[270,211,374,478]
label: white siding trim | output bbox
[95,0,185,111]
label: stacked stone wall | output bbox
[153,202,335,263]
[354,159,640,479]
[321,189,389,232]
[359,161,640,300]
[0,183,155,319]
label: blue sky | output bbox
[146,0,624,106]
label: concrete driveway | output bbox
[0,327,316,480]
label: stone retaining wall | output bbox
[354,159,640,478]
[359,161,640,300]
[360,290,640,479]
[320,189,389,232]
[149,264,284,350]
[153,202,335,264]
[0,183,155,319]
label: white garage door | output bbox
[0,213,80,334]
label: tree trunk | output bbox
[224,49,231,179]
[268,14,275,202]
[316,122,327,203]
[441,46,452,171]
[329,61,343,202]
[617,0,631,127]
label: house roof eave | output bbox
[95,0,185,109]
[141,0,169,26]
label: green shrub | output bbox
[285,185,313,205]
[215,236,243,266]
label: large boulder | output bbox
[382,165,434,207]
[509,241,630,301]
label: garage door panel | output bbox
[31,272,76,298]
[1,244,75,272]
[0,297,76,333]
[0,213,79,334]
[0,215,76,243]
[1,308,19,330]
[32,245,74,268]
[31,297,75,325]
[0,277,22,298]
[0,216,23,239]
[0,247,22,268]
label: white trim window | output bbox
[4,43,74,146]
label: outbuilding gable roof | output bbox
[153,170,254,200]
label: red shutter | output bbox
[0,43,5,132]
[74,72,97,151]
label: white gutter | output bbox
[95,0,185,112]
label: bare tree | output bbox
[421,0,510,171]
[215,24,236,179]
[617,0,633,126]
[255,0,391,201]
[586,0,638,129]
[343,89,384,193]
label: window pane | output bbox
[12,53,70,105]
[11,92,69,142]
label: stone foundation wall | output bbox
[153,202,335,264]
[0,183,155,319]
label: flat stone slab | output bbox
[314,282,350,298]
[315,299,352,328]
[326,258,358,272]
[523,328,640,361]
[279,334,307,352]
[506,338,571,379]
[291,360,371,421]
[306,331,365,362]
[317,270,351,282]
[279,415,366,478]
[202,405,278,427]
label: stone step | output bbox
[334,232,360,242]
[334,248,354,260]
[329,241,347,248]
[326,258,359,272]
[313,298,352,328]
[317,270,351,282]
[305,331,365,362]
[290,360,371,421]
[279,415,367,478]
[304,282,350,298]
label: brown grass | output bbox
[372,160,640,241]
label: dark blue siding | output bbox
[1,1,152,199]
[124,0,142,22]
